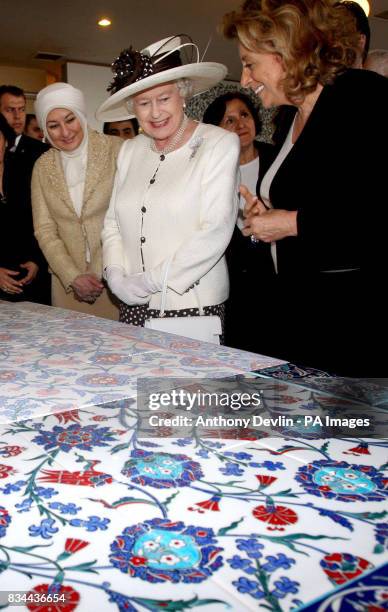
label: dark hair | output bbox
[203,91,261,135]
[0,113,16,148]
[25,113,36,129]
[341,1,370,63]
[103,118,139,135]
[0,84,26,103]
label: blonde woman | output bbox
[222,0,388,375]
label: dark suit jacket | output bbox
[225,141,276,350]
[227,141,276,283]
[257,69,388,277]
[226,70,388,374]
[1,135,50,301]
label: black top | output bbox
[1,135,49,269]
[225,69,388,374]
[257,69,388,277]
[226,140,276,283]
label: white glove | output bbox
[142,270,162,294]
[105,266,147,305]
[106,266,159,306]
[125,271,161,296]
[106,266,124,293]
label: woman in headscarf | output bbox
[97,36,239,336]
[32,83,122,318]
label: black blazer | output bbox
[257,69,388,277]
[1,135,49,269]
[227,140,277,283]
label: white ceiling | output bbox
[1,0,387,81]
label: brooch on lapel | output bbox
[189,136,204,160]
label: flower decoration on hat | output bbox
[108,47,154,93]
[96,34,227,122]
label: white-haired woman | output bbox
[97,36,240,334]
[32,83,122,318]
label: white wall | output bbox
[370,17,388,50]
[65,62,112,132]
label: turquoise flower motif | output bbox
[110,518,223,583]
[122,449,203,488]
[296,460,387,502]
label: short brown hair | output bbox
[222,0,360,104]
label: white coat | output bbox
[102,122,240,310]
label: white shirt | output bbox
[60,132,90,261]
[260,118,295,273]
[238,155,260,230]
[10,134,22,152]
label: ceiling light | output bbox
[357,0,370,16]
[346,0,370,16]
[98,18,111,27]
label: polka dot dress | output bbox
[119,302,226,343]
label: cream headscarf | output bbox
[35,83,89,220]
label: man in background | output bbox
[341,1,370,67]
[0,84,50,304]
[103,118,138,140]
[24,113,44,141]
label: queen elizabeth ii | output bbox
[97,35,240,335]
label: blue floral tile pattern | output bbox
[110,519,223,583]
[0,301,387,611]
[296,460,387,502]
[122,450,203,488]
[0,301,283,424]
[0,506,11,538]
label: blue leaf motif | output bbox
[28,518,59,539]
[69,515,110,531]
[318,509,354,531]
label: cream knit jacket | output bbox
[32,129,122,290]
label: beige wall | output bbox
[0,66,49,112]
[66,62,111,132]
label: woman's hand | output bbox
[106,266,151,305]
[71,273,104,303]
[240,185,298,242]
[243,209,298,242]
[0,267,24,295]
[240,184,262,217]
[19,261,39,285]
